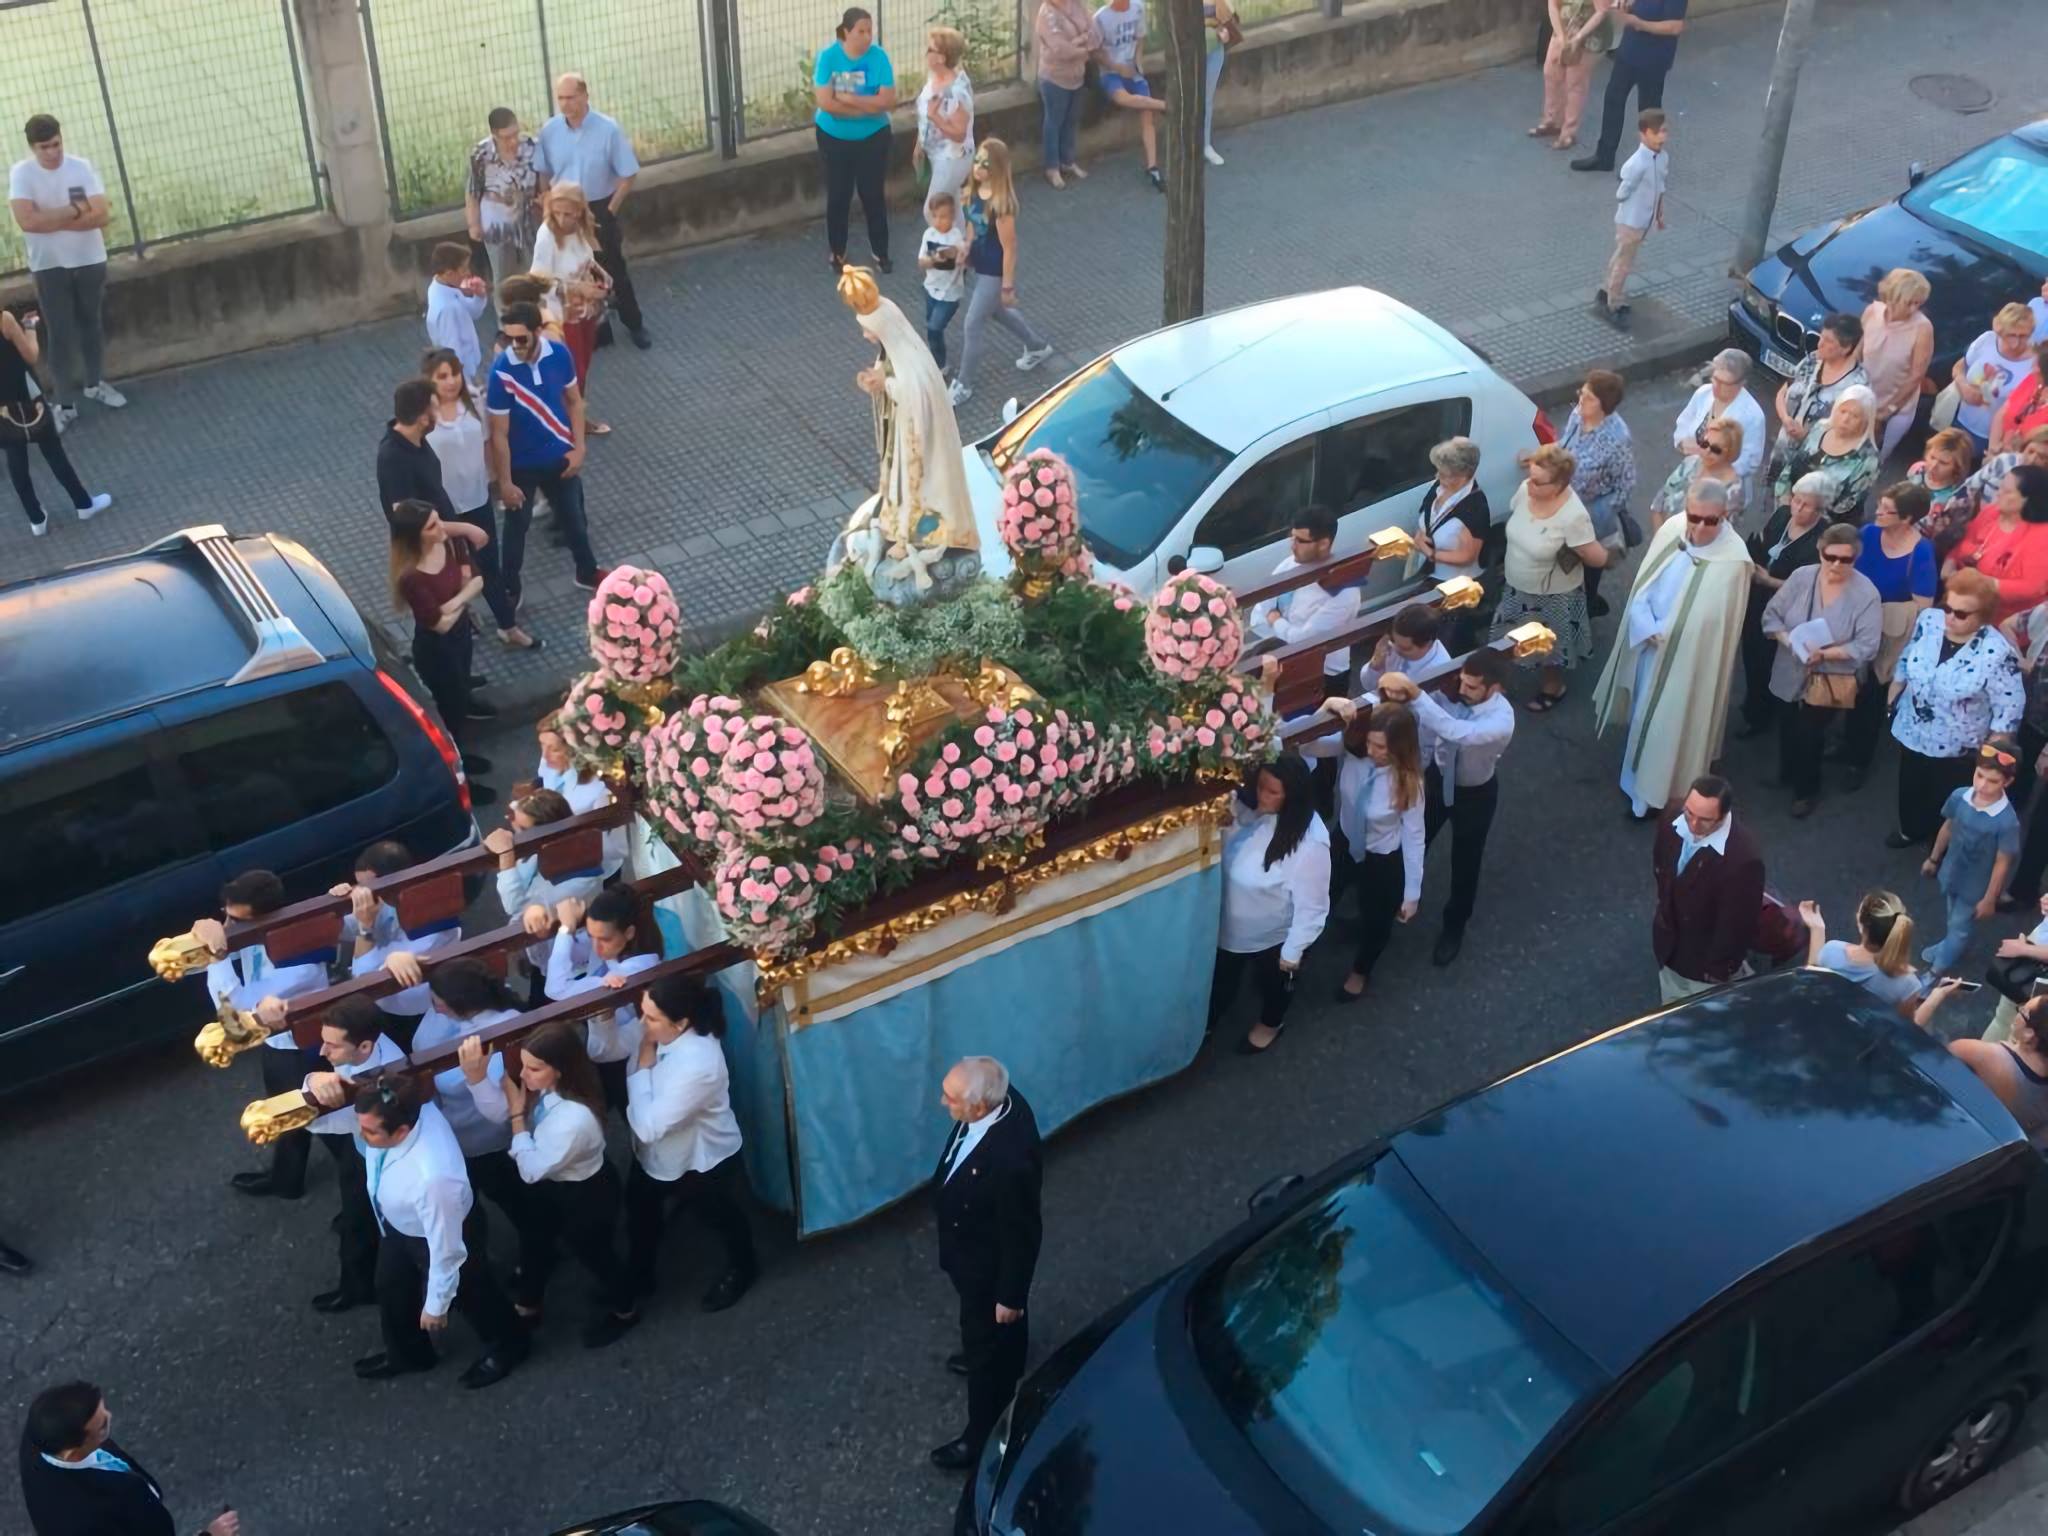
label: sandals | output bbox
[1528,123,1559,138]
[1526,689,1567,714]
[1551,136,1579,151]
[587,420,612,437]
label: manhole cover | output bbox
[1909,74,1994,113]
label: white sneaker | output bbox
[948,378,972,406]
[77,492,113,521]
[1015,345,1054,372]
[83,381,127,408]
[52,403,77,434]
[1204,145,1225,167]
[29,515,48,537]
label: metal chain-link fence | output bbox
[0,0,321,275]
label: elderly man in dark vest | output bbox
[928,1055,1043,1473]
[1651,773,1767,1003]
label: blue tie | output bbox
[529,1095,549,1129]
[1677,837,1701,875]
[247,947,265,985]
[367,1150,388,1234]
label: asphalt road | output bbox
[2,364,2039,1534]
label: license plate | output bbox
[1761,345,1800,378]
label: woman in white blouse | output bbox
[409,958,533,1236]
[1303,699,1427,1005]
[626,972,757,1310]
[488,788,608,998]
[1212,756,1330,1056]
[423,347,537,650]
[535,716,625,878]
[914,26,974,214]
[545,886,662,1110]
[460,1020,640,1349]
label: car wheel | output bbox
[1898,1385,2028,1514]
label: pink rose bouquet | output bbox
[891,704,1101,862]
[1141,679,1274,779]
[640,694,826,851]
[997,449,1093,583]
[586,565,683,685]
[554,669,652,766]
[1144,571,1243,689]
[714,848,826,956]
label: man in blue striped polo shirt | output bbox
[486,301,604,605]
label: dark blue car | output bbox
[973,969,2048,1534]
[0,526,478,1088]
[1730,119,2048,384]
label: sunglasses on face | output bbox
[1820,552,1855,565]
[1981,744,2018,767]
[1943,604,1983,620]
[1685,513,1724,527]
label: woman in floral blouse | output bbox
[1887,567,2025,846]
[1559,368,1634,615]
[1773,385,1879,525]
[1769,312,1867,482]
[1909,427,1980,558]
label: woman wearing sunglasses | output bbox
[1760,522,1880,817]
[1886,568,2025,847]
[1945,461,2048,625]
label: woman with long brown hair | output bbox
[949,137,1054,407]
[460,1019,640,1348]
[1304,697,1426,1003]
[388,497,497,801]
[529,182,611,434]
[422,346,536,651]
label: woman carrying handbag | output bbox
[2,306,110,537]
[1761,521,1881,817]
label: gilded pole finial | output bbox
[241,1091,319,1145]
[148,931,213,982]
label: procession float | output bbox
[156,272,1552,1236]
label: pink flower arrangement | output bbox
[586,565,682,685]
[554,669,651,765]
[714,848,826,956]
[891,704,1101,861]
[639,694,826,851]
[997,449,1093,583]
[1098,579,1140,613]
[1144,570,1243,688]
[1141,679,1274,778]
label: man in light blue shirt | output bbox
[535,73,649,348]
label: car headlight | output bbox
[1741,286,1775,328]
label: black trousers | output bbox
[1738,591,1779,732]
[590,201,643,333]
[2014,783,2048,901]
[1896,745,1975,843]
[1208,945,1295,1032]
[594,1055,630,1118]
[465,1148,532,1240]
[954,1280,1028,1448]
[1592,54,1669,164]
[4,408,92,525]
[503,461,600,597]
[411,616,475,745]
[625,1156,758,1295]
[256,1043,318,1195]
[817,125,891,262]
[1778,697,1840,800]
[514,1165,634,1318]
[1842,672,1891,768]
[320,1133,379,1301]
[1424,768,1498,936]
[446,501,518,631]
[1332,842,1407,979]
[374,1214,520,1367]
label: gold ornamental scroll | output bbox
[763,796,1232,1028]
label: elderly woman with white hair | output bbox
[1774,384,1880,525]
[1861,268,1936,463]
[1413,435,1489,647]
[1674,347,1768,493]
[1736,470,1834,738]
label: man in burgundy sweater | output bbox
[1651,773,1766,1003]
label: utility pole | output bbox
[1733,0,1818,274]
[1161,0,1206,324]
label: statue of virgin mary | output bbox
[827,267,981,606]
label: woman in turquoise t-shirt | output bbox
[813,7,897,272]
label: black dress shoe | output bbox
[580,1311,640,1349]
[354,1351,433,1380]
[0,1239,32,1276]
[470,783,499,807]
[464,700,499,720]
[230,1171,302,1199]
[628,326,652,350]
[461,752,494,776]
[945,1351,969,1376]
[1570,154,1614,172]
[468,673,489,690]
[1733,719,1770,740]
[875,256,894,275]
[1844,766,1866,791]
[1432,929,1464,967]
[701,1265,757,1313]
[458,1337,528,1389]
[311,1288,368,1314]
[929,1435,976,1471]
[1884,829,1919,849]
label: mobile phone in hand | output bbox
[1948,979,1984,993]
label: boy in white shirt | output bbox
[1598,108,1669,332]
[1093,0,1169,191]
[919,192,971,373]
[424,240,490,382]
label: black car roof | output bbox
[1394,969,2021,1377]
[0,531,348,752]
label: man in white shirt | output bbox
[1360,603,1451,696]
[1250,505,1361,697]
[1380,647,1517,967]
[7,114,124,423]
[354,1078,527,1388]
[331,839,461,1044]
[423,240,488,382]
[535,74,647,347]
[301,996,407,1314]
[193,869,332,1201]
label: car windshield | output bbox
[1190,1155,1596,1536]
[988,358,1232,570]
[1901,135,2048,269]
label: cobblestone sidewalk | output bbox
[5,0,2043,717]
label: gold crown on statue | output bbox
[837,265,881,316]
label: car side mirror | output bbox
[1907,160,1925,188]
[1247,1173,1304,1216]
[1186,545,1225,576]
[1002,396,1020,425]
